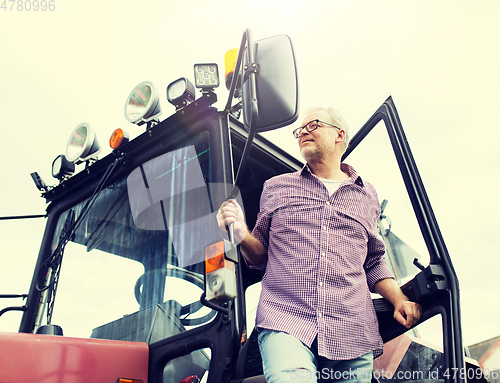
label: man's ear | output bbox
[335,130,346,144]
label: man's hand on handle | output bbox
[216,199,267,266]
[374,277,422,329]
[216,199,248,244]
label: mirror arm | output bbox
[233,128,257,193]
[230,28,259,186]
[224,29,260,125]
[223,30,261,246]
[224,30,249,113]
[243,62,260,80]
[244,28,259,132]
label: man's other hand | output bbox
[393,300,422,329]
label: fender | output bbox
[0,332,148,383]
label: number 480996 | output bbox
[1,0,56,11]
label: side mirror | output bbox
[241,33,299,132]
[224,30,299,244]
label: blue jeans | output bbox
[257,329,373,383]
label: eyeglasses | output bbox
[293,119,339,139]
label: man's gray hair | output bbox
[304,106,350,153]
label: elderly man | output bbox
[217,107,421,382]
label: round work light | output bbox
[66,122,101,164]
[52,154,75,180]
[124,81,162,125]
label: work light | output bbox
[124,81,162,125]
[66,123,101,164]
[194,63,220,89]
[166,77,195,110]
[52,154,75,180]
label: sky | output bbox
[0,0,499,350]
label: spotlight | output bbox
[194,63,220,90]
[52,154,75,180]
[66,122,101,164]
[124,81,162,126]
[166,77,195,111]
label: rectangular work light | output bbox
[194,64,220,89]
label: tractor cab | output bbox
[0,30,480,383]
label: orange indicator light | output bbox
[205,241,225,274]
[109,128,129,150]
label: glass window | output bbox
[41,132,219,341]
[345,121,430,284]
[345,120,438,344]
[163,348,211,383]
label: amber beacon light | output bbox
[224,48,238,90]
[109,128,130,150]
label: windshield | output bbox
[39,132,221,342]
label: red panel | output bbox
[373,334,412,376]
[0,332,148,383]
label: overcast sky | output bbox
[1,0,499,348]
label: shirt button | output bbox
[322,225,327,230]
[318,312,322,318]
[319,281,323,287]
[322,252,326,257]
[326,201,330,205]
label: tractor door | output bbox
[343,97,465,383]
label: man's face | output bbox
[297,111,340,163]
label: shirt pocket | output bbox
[334,190,380,234]
[272,199,321,232]
[269,200,322,260]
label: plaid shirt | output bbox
[249,163,394,360]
